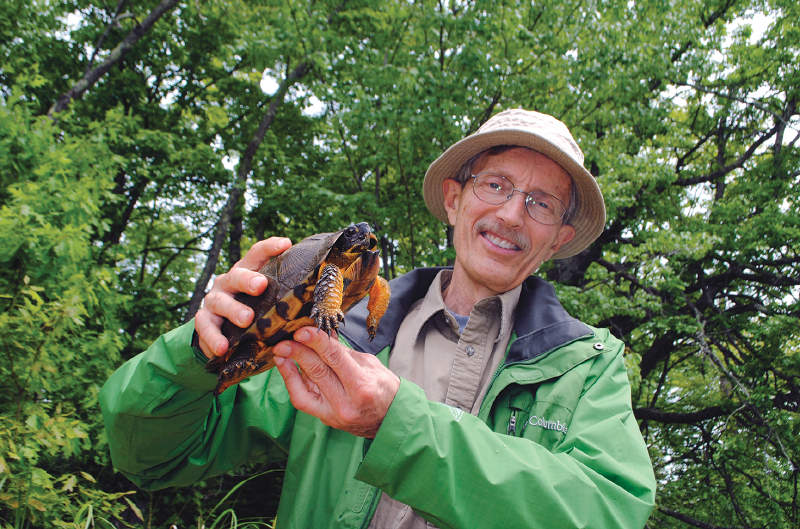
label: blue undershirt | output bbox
[448,310,470,334]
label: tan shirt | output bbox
[368,270,521,529]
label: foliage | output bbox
[0,0,798,527]
[0,77,132,526]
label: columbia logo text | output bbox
[524,415,568,435]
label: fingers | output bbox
[273,327,400,438]
[193,237,291,359]
[202,272,264,326]
[292,328,362,382]
[273,328,353,419]
[195,309,226,359]
[195,283,254,360]
[235,237,292,271]
[274,354,327,417]
[214,267,270,297]
[202,238,292,328]
[274,328,354,387]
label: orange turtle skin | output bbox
[206,223,390,396]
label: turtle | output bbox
[206,222,391,396]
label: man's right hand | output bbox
[195,237,292,360]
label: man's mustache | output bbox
[474,219,531,252]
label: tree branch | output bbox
[84,0,129,75]
[634,406,728,424]
[48,0,180,117]
[659,507,762,529]
[671,80,792,126]
[674,123,779,186]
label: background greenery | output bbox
[0,0,797,527]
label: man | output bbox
[100,109,656,528]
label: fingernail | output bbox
[215,340,226,354]
[296,328,310,341]
[274,356,285,366]
[274,343,290,356]
[250,276,266,291]
[238,309,251,325]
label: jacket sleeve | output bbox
[98,321,296,490]
[354,337,656,529]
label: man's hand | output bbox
[273,327,400,439]
[195,237,292,359]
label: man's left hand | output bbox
[272,327,400,439]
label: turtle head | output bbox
[336,222,376,259]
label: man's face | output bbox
[443,147,576,296]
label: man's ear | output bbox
[544,224,576,261]
[442,179,462,226]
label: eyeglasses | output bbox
[470,172,568,225]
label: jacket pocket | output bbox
[488,383,579,450]
[520,400,573,451]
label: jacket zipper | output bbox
[358,485,381,529]
[507,410,517,436]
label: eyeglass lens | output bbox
[471,173,566,225]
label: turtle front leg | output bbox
[311,264,345,335]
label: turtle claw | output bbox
[311,307,345,336]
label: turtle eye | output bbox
[344,225,358,236]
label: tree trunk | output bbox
[229,212,243,265]
[183,61,310,322]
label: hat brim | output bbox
[423,128,606,259]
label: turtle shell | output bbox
[219,229,342,353]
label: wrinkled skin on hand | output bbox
[273,327,400,439]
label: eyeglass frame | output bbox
[469,172,570,226]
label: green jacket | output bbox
[100,268,656,529]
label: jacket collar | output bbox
[339,267,593,364]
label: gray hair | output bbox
[453,145,578,226]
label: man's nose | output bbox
[494,192,528,227]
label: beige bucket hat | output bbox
[423,108,606,259]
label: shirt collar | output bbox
[407,269,521,346]
[491,282,522,344]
